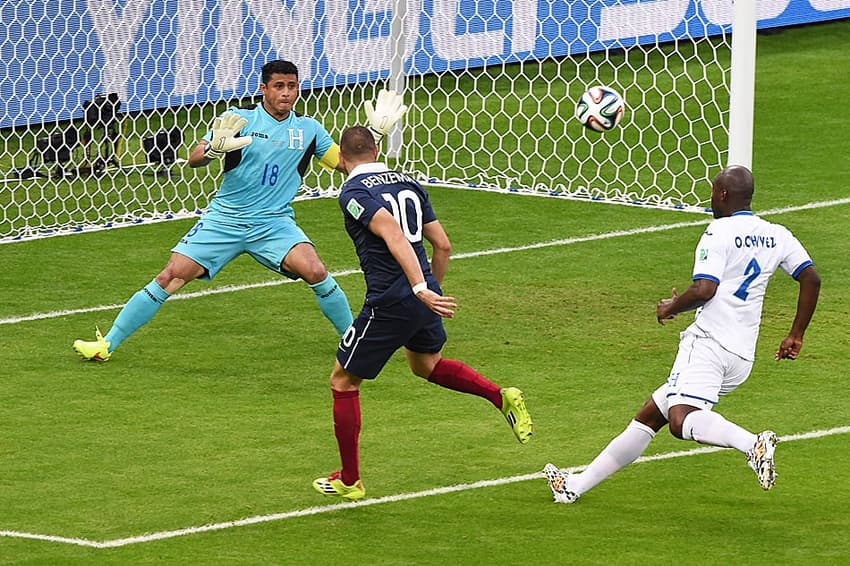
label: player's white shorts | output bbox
[652,328,753,418]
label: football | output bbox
[575,86,625,132]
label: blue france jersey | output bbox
[339,162,438,307]
[203,104,334,220]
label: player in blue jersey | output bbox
[73,60,407,361]
[312,126,533,500]
[544,165,821,503]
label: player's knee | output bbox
[330,366,359,391]
[283,244,329,284]
[289,257,328,285]
[156,256,203,292]
[667,413,686,439]
[669,422,685,439]
[304,265,329,285]
[411,364,430,379]
[634,397,668,432]
[155,270,180,291]
[155,267,191,293]
[667,403,692,438]
[410,355,440,380]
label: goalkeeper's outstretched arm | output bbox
[188,112,252,168]
[316,89,407,174]
[188,141,212,168]
[364,89,408,144]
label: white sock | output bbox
[570,420,656,495]
[680,410,757,453]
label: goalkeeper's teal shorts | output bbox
[172,214,312,280]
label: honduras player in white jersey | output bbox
[545,165,820,502]
[73,60,407,361]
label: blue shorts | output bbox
[171,214,312,280]
[337,295,447,379]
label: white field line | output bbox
[2,197,848,328]
[1,425,848,549]
[0,198,847,546]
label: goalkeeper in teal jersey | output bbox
[73,60,408,361]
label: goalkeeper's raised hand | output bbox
[204,112,252,159]
[364,89,408,143]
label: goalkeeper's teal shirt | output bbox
[203,104,334,221]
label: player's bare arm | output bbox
[187,141,211,168]
[775,264,821,361]
[422,220,451,285]
[656,278,718,324]
[368,208,456,318]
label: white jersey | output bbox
[688,211,812,361]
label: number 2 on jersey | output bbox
[733,257,761,300]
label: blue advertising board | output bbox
[1,0,848,128]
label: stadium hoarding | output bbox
[1,0,848,128]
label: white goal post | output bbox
[2,0,842,244]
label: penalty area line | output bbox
[2,425,849,549]
[3,196,848,327]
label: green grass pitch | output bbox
[0,20,849,565]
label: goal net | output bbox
[0,0,762,243]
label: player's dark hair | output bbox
[261,60,299,84]
[340,126,377,158]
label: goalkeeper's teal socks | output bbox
[105,279,171,351]
[310,274,353,336]
[102,275,348,352]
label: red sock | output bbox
[427,358,503,408]
[333,389,361,486]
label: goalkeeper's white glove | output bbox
[364,89,408,143]
[203,112,252,159]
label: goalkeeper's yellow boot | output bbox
[73,327,111,361]
[312,471,366,501]
[501,387,533,444]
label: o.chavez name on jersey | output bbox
[734,235,777,249]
